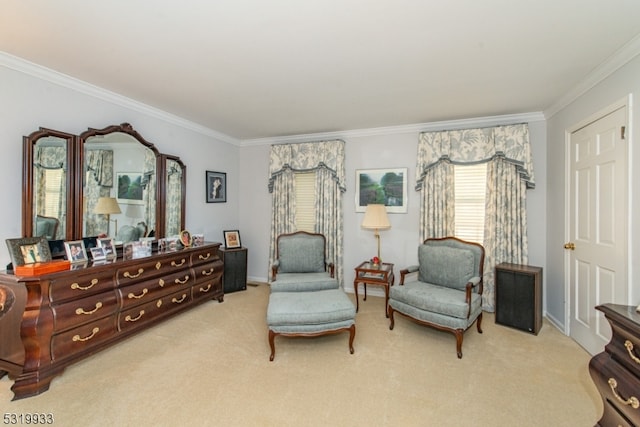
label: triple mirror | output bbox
[22,123,185,244]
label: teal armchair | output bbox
[388,236,485,358]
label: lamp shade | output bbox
[94,197,122,215]
[361,204,391,230]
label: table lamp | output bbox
[361,204,391,264]
[94,197,121,236]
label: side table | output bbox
[354,261,394,317]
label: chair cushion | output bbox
[390,281,481,320]
[418,245,475,290]
[270,272,339,292]
[278,234,326,273]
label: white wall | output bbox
[0,62,240,267]
[239,121,548,300]
[545,55,640,329]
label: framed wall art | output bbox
[355,167,408,213]
[223,230,241,249]
[5,236,52,266]
[117,172,145,204]
[206,171,226,203]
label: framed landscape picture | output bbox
[117,172,144,204]
[355,167,408,213]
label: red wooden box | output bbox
[15,260,71,276]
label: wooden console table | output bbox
[0,242,224,400]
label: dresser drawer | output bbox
[193,260,223,283]
[51,316,118,361]
[118,269,195,309]
[590,352,640,425]
[118,289,192,332]
[190,246,220,266]
[49,269,115,303]
[192,278,223,302]
[52,291,118,332]
[607,324,640,378]
[598,401,634,427]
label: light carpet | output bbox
[0,283,602,426]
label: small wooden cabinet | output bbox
[589,304,640,427]
[219,247,247,293]
[494,263,542,335]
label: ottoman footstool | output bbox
[267,288,356,361]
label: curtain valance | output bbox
[268,140,346,193]
[416,124,534,190]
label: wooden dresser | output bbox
[589,304,640,426]
[0,243,223,400]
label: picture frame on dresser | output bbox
[97,237,116,260]
[6,236,52,266]
[64,240,88,264]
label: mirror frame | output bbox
[22,127,76,241]
[22,123,185,242]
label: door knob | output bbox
[564,242,576,250]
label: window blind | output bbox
[454,163,487,245]
[295,172,316,232]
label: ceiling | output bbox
[2,1,640,142]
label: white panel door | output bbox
[568,106,627,355]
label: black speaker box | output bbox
[495,263,542,335]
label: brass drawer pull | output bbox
[171,259,186,267]
[127,288,148,299]
[75,302,103,315]
[624,340,640,365]
[608,378,640,409]
[199,253,211,260]
[172,294,187,304]
[124,268,144,279]
[125,310,145,322]
[73,327,99,342]
[71,278,98,291]
[175,275,190,285]
[202,268,214,276]
[199,284,212,293]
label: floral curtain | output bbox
[165,160,182,236]
[143,150,156,236]
[416,124,534,311]
[34,144,67,238]
[84,149,114,236]
[268,140,346,284]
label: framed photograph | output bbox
[117,172,145,205]
[97,237,117,260]
[206,171,226,203]
[64,240,88,264]
[90,247,106,262]
[5,236,52,266]
[355,167,408,213]
[223,230,241,249]
[180,230,192,247]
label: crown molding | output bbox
[544,33,640,119]
[239,111,546,146]
[0,51,240,146]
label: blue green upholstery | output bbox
[389,237,485,358]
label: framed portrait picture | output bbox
[89,247,106,262]
[97,237,116,260]
[223,230,241,249]
[117,172,145,204]
[5,236,52,266]
[180,230,192,247]
[206,171,226,203]
[355,167,408,213]
[64,240,88,264]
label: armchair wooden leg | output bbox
[348,324,356,354]
[268,329,276,361]
[455,329,464,359]
[388,307,395,330]
[476,312,483,333]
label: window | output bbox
[43,168,63,218]
[294,172,316,232]
[454,163,487,245]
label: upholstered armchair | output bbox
[388,236,485,358]
[35,215,60,240]
[270,231,338,292]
